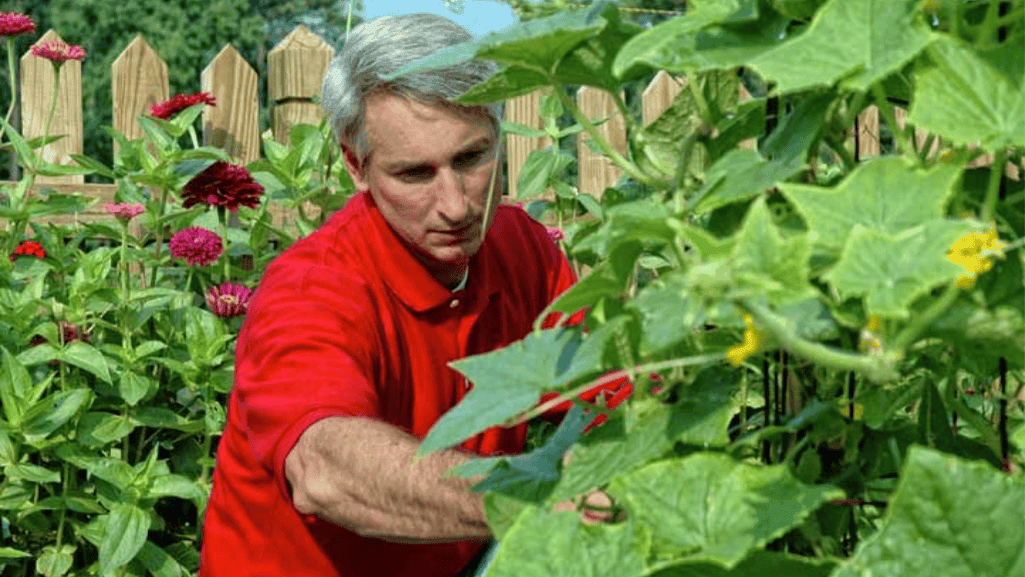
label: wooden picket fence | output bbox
[8,26,1018,233]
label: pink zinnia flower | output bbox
[181,161,264,213]
[9,240,45,261]
[206,282,252,318]
[0,13,35,36]
[150,92,216,120]
[169,226,223,266]
[104,202,145,221]
[546,227,565,242]
[31,41,86,63]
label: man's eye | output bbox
[454,149,487,171]
[399,167,433,181]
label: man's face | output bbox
[342,92,502,288]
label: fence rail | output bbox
[4,25,1019,232]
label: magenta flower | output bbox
[31,41,86,64]
[181,161,264,213]
[546,227,565,242]
[206,282,252,318]
[169,226,223,266]
[104,202,145,221]
[151,92,216,120]
[0,13,35,36]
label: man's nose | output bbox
[436,166,470,224]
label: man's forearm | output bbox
[285,416,491,543]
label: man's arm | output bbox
[284,416,491,544]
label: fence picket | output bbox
[202,45,260,164]
[268,26,334,143]
[21,30,84,184]
[576,86,626,198]
[641,70,683,127]
[111,35,169,150]
[856,105,881,160]
[503,89,551,201]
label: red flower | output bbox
[206,282,252,318]
[30,41,86,63]
[150,92,216,120]
[59,320,89,345]
[169,227,223,266]
[104,202,145,221]
[0,13,35,36]
[9,240,45,261]
[181,161,264,213]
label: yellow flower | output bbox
[864,315,882,333]
[727,314,766,367]
[946,225,1005,289]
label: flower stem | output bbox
[870,83,916,163]
[43,64,60,148]
[120,223,133,354]
[220,206,231,282]
[4,37,17,131]
[149,187,171,289]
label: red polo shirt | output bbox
[199,192,581,576]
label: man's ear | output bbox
[341,145,370,191]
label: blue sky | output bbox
[362,0,518,36]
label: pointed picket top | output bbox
[268,25,334,143]
[21,29,84,184]
[504,89,553,201]
[111,35,169,147]
[641,70,685,127]
[202,44,259,163]
[576,86,626,199]
[737,81,756,150]
[856,105,881,160]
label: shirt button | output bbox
[450,299,459,308]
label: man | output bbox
[199,13,620,577]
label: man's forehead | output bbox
[363,94,495,163]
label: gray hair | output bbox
[321,13,504,164]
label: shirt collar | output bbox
[358,192,498,313]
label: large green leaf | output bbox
[693,149,805,213]
[908,36,1025,150]
[99,503,151,573]
[76,412,137,447]
[759,90,835,170]
[831,446,1025,577]
[21,389,92,439]
[36,545,75,577]
[419,328,602,455]
[747,0,935,94]
[458,65,550,104]
[823,220,976,318]
[516,149,573,200]
[485,506,649,577]
[467,405,589,503]
[917,381,956,453]
[781,157,962,251]
[0,347,30,425]
[57,342,112,384]
[927,302,1025,374]
[612,0,775,76]
[390,8,604,79]
[731,197,816,305]
[647,550,837,577]
[136,542,185,577]
[609,452,843,565]
[550,4,649,89]
[628,272,707,355]
[553,370,740,502]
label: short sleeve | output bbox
[231,252,381,501]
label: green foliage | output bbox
[393,1,1023,575]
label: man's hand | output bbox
[552,451,626,524]
[552,490,625,524]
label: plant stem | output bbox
[977,0,1003,46]
[686,73,713,127]
[149,187,171,289]
[891,285,961,352]
[743,301,899,382]
[511,352,727,425]
[554,87,659,187]
[980,148,1006,224]
[870,83,916,162]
